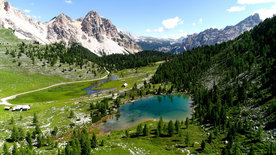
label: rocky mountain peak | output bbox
[54,13,72,24]
[3,1,10,11]
[0,2,141,56]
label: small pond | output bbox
[101,95,192,133]
[83,74,117,95]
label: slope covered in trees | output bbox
[151,16,276,153]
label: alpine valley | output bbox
[0,0,275,155]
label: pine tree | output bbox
[185,117,189,129]
[175,120,180,134]
[125,130,129,138]
[143,124,150,136]
[33,113,38,125]
[3,143,9,155]
[157,117,164,136]
[168,120,175,137]
[100,140,105,146]
[185,133,190,147]
[201,140,206,151]
[91,132,97,148]
[35,125,42,134]
[136,124,143,136]
[11,126,19,142]
[69,110,75,118]
[26,131,33,149]
[208,133,213,143]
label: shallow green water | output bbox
[101,95,192,132]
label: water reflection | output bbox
[101,95,191,133]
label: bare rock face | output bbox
[0,0,141,56]
[80,11,141,53]
[47,13,79,41]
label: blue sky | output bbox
[7,0,276,39]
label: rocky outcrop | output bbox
[0,0,141,56]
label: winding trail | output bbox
[0,69,110,106]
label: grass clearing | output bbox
[0,69,68,98]
[9,80,100,104]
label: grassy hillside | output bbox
[0,29,107,98]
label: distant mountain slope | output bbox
[0,0,141,56]
[179,13,262,52]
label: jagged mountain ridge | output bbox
[0,0,141,56]
[179,13,262,52]
[121,14,262,53]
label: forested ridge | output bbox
[6,41,172,72]
[151,16,276,154]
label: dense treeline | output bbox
[6,42,172,71]
[151,16,276,154]
[97,50,173,71]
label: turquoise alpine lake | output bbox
[101,95,192,132]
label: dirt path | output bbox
[0,70,110,106]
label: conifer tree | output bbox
[143,124,150,136]
[91,132,97,148]
[168,120,175,137]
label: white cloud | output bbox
[227,6,245,12]
[162,17,183,29]
[253,5,276,20]
[238,0,276,4]
[199,18,203,23]
[65,0,72,4]
[154,27,164,33]
[23,9,31,13]
[192,22,196,26]
[146,29,151,33]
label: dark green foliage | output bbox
[26,131,33,149]
[33,113,38,125]
[51,126,58,136]
[175,120,180,134]
[201,140,206,151]
[125,130,129,138]
[97,50,173,71]
[208,133,213,143]
[91,132,97,148]
[3,143,9,155]
[69,110,76,118]
[136,124,143,136]
[185,117,189,129]
[143,124,150,136]
[35,125,42,135]
[168,120,175,137]
[12,143,18,155]
[185,133,190,146]
[10,126,19,142]
[157,117,164,136]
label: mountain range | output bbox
[0,0,262,55]
[121,14,262,53]
[0,0,141,56]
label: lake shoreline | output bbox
[94,93,193,135]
